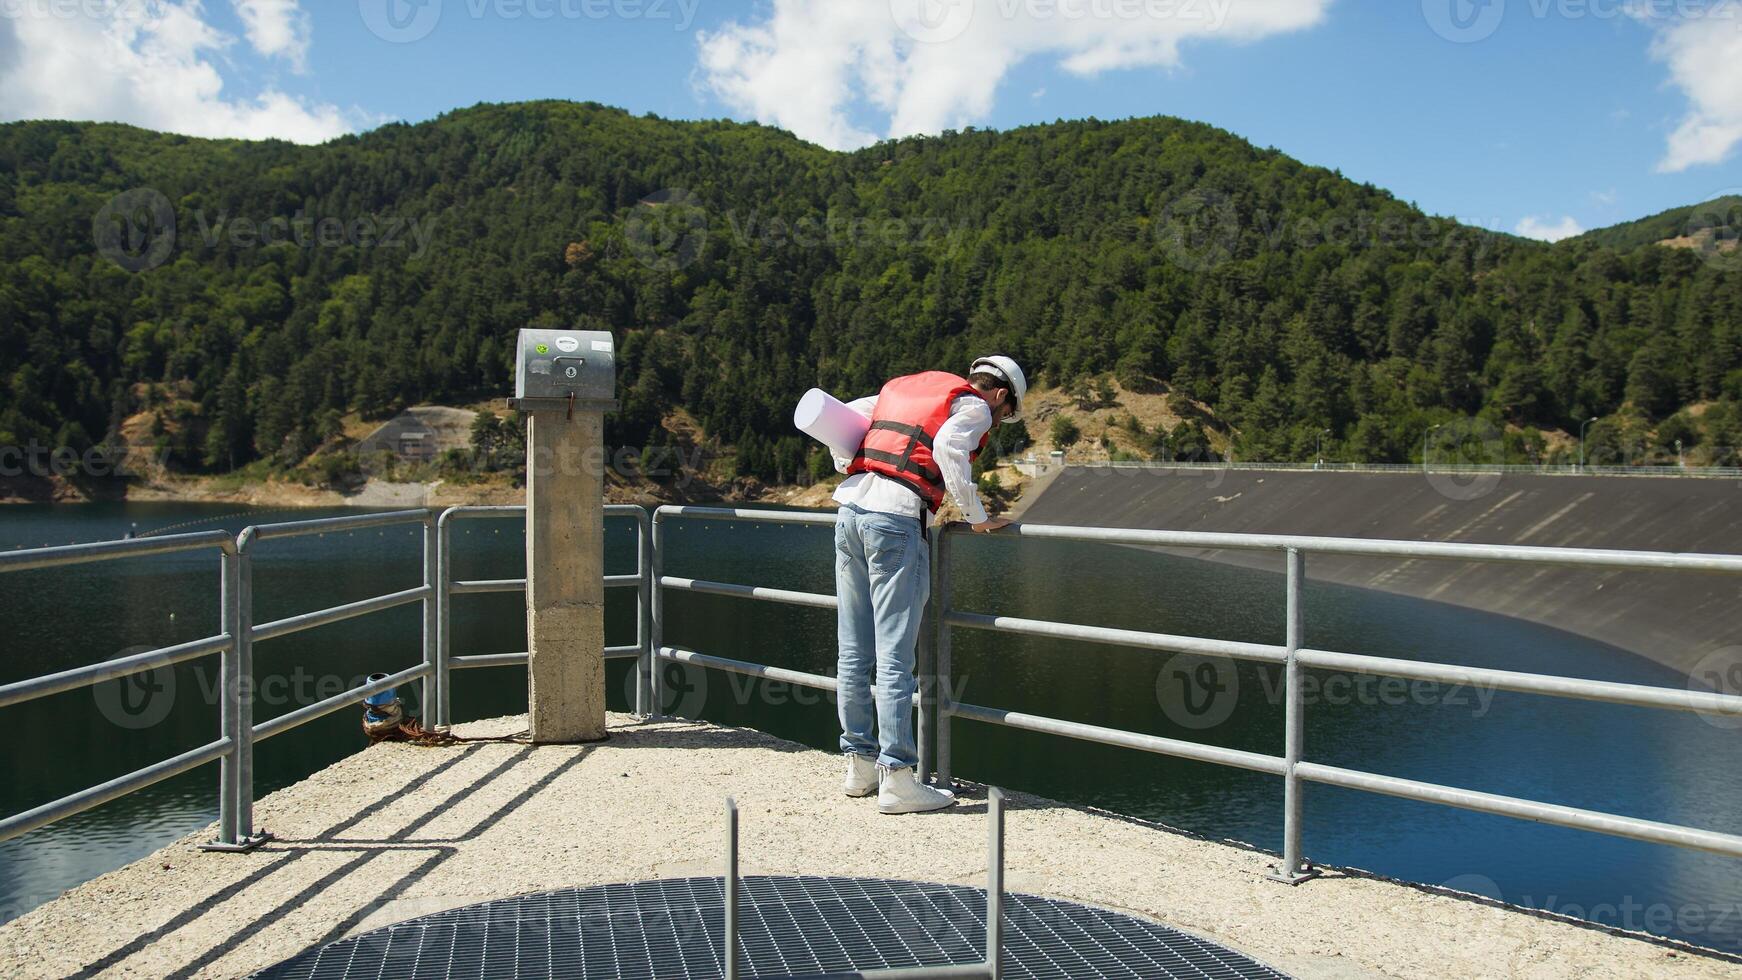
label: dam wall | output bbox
[1017,466,1742,675]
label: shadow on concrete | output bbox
[605,716,814,754]
[75,742,595,978]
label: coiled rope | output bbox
[363,698,528,746]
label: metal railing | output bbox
[720,788,1009,979]
[9,500,1742,892]
[649,505,1742,884]
[0,505,652,851]
[1029,458,1742,480]
[224,508,438,848]
[0,531,239,846]
[434,504,651,726]
[0,509,442,850]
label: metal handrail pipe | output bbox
[253,663,431,743]
[1062,459,1742,480]
[945,611,1288,665]
[448,646,641,671]
[440,503,639,522]
[660,576,839,611]
[1297,649,1742,717]
[439,505,527,523]
[1296,762,1742,859]
[661,647,837,692]
[0,633,231,710]
[655,505,837,527]
[246,509,431,543]
[984,522,1742,575]
[252,585,431,643]
[0,737,232,844]
[447,575,636,597]
[947,701,1288,776]
[449,578,525,595]
[451,652,529,669]
[0,529,235,573]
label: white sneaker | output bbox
[843,755,878,797]
[878,766,956,814]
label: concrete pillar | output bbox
[525,409,607,743]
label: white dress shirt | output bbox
[830,393,993,526]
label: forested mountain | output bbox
[3,100,1740,486]
[1570,195,1742,253]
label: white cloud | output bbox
[1516,215,1585,242]
[1637,1,1742,172]
[232,0,312,70]
[695,0,1331,150]
[0,1,355,144]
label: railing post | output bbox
[986,785,1005,979]
[723,795,739,980]
[216,548,240,846]
[1270,547,1317,884]
[422,514,439,728]
[636,510,653,717]
[204,532,267,851]
[237,532,256,839]
[649,510,666,718]
[936,525,956,790]
[436,512,453,729]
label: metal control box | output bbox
[511,329,618,412]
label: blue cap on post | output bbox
[363,672,397,708]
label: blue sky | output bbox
[1,0,1739,239]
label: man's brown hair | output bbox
[969,371,1016,416]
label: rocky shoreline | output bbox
[0,471,850,513]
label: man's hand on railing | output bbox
[971,517,1014,533]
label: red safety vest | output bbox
[847,372,991,511]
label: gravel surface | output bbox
[0,714,1734,979]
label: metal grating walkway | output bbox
[251,876,1290,979]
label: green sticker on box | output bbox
[535,343,549,354]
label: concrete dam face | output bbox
[1018,466,1742,676]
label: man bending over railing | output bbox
[828,356,1028,814]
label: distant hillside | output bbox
[2,101,1741,493]
[1571,194,1742,252]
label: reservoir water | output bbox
[3,502,1740,956]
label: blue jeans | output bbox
[835,504,930,770]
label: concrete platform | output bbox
[1,714,1735,979]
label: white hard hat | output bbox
[970,355,1028,423]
